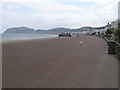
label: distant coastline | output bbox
[3,26,108,34]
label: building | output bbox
[86,23,110,36]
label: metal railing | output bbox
[103,36,120,59]
[103,37,110,42]
[103,37,120,45]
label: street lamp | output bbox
[118,19,120,42]
[118,2,120,42]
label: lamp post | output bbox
[118,2,120,43]
[118,19,120,43]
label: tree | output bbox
[105,28,114,38]
[105,27,119,42]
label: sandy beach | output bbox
[2,35,118,88]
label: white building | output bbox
[86,23,110,36]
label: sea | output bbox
[2,33,58,42]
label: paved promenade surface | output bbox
[2,35,118,88]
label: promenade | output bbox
[2,35,118,88]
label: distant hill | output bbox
[4,27,90,34]
[72,27,91,32]
[4,26,106,34]
[36,28,72,33]
[49,28,72,32]
[4,27,36,33]
[48,27,91,32]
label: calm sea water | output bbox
[2,33,58,42]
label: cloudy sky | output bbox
[0,0,119,33]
